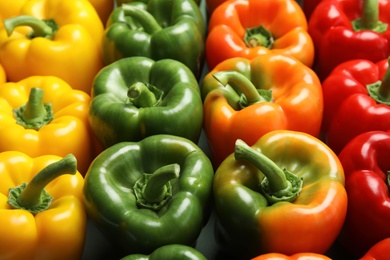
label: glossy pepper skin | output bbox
[0,63,5,83]
[201,54,323,167]
[213,130,347,259]
[103,0,205,78]
[0,0,104,93]
[83,134,214,256]
[89,57,203,149]
[252,252,331,260]
[337,131,390,258]
[321,57,390,154]
[0,76,97,175]
[0,1,26,29]
[308,0,390,81]
[0,152,86,260]
[120,244,207,260]
[360,237,390,260]
[206,0,314,70]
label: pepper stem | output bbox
[234,139,303,204]
[13,88,54,130]
[213,71,272,109]
[127,82,163,107]
[352,0,388,33]
[122,3,162,34]
[7,154,77,214]
[3,15,58,39]
[244,25,274,48]
[133,164,180,210]
[366,57,390,105]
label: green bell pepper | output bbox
[120,244,207,260]
[83,134,214,256]
[103,0,206,78]
[89,56,203,149]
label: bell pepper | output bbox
[0,0,104,94]
[88,0,114,25]
[252,252,331,260]
[89,56,203,149]
[321,57,390,154]
[0,63,5,83]
[206,0,314,70]
[120,244,207,260]
[0,151,86,260]
[360,237,390,260]
[201,54,323,167]
[0,1,26,29]
[0,75,97,175]
[337,130,390,258]
[308,0,390,81]
[213,130,347,258]
[83,134,214,256]
[102,0,205,78]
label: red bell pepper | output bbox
[321,57,390,154]
[308,0,390,81]
[337,130,390,258]
[360,237,390,260]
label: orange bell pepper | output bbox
[88,0,114,25]
[252,253,332,260]
[0,152,86,260]
[0,75,97,175]
[0,0,104,94]
[206,0,314,70]
[201,54,323,167]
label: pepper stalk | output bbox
[7,154,77,214]
[352,0,388,33]
[234,139,303,204]
[367,57,390,105]
[4,15,59,39]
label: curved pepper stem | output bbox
[367,57,390,105]
[13,88,54,130]
[244,25,274,48]
[127,82,163,107]
[352,0,388,33]
[3,15,58,39]
[122,3,162,34]
[133,163,180,211]
[7,154,77,215]
[234,139,303,204]
[213,71,272,109]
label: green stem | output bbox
[13,88,54,130]
[234,139,303,204]
[213,71,272,108]
[366,57,390,105]
[7,154,77,214]
[122,3,162,34]
[244,25,274,48]
[127,82,163,107]
[133,164,180,210]
[3,15,56,39]
[352,0,388,33]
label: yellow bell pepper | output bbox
[0,63,5,83]
[0,151,86,260]
[0,0,104,94]
[0,1,26,29]
[0,75,97,175]
[89,0,115,25]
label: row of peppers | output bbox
[0,0,389,259]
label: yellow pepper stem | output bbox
[13,87,54,130]
[3,15,58,39]
[133,163,180,211]
[7,154,77,215]
[234,139,303,204]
